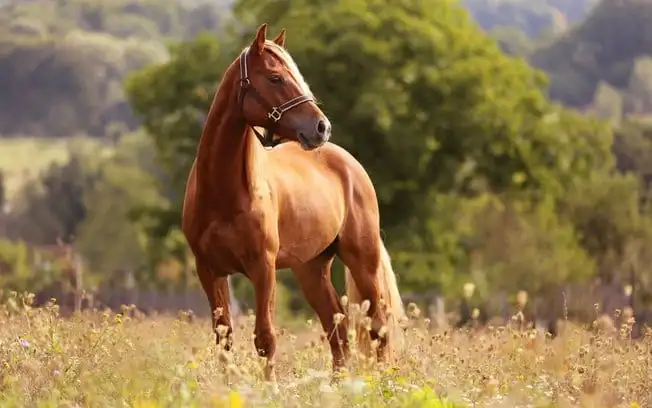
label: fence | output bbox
[35,282,241,319]
[26,273,652,339]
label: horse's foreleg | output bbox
[292,256,349,372]
[249,260,278,382]
[196,262,233,350]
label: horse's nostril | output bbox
[316,119,327,135]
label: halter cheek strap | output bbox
[238,47,314,148]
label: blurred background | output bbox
[0,0,650,333]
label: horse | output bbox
[181,23,406,381]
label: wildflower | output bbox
[463,282,476,299]
[360,300,371,315]
[53,369,61,376]
[333,313,345,325]
[516,290,528,308]
[18,339,29,348]
[341,296,349,308]
[347,329,357,343]
[378,326,388,338]
[216,325,229,337]
[624,285,633,297]
[227,391,243,408]
[407,303,421,318]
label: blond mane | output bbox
[241,40,314,99]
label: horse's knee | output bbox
[254,328,277,358]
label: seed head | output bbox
[341,296,349,308]
[360,300,371,315]
[333,313,345,325]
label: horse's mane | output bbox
[241,40,314,100]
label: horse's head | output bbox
[235,24,331,150]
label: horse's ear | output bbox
[273,29,286,47]
[251,23,268,55]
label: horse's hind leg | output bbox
[338,230,405,363]
[292,254,349,371]
[196,261,233,350]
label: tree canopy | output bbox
[124,0,616,299]
[5,0,652,317]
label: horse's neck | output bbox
[195,88,261,210]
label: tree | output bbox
[125,0,613,293]
[10,153,95,245]
[125,33,232,238]
[231,0,612,246]
[74,131,167,286]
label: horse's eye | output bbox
[268,75,284,84]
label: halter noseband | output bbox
[238,46,314,148]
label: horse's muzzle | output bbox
[297,116,331,150]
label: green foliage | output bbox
[125,33,229,195]
[394,193,594,299]
[4,0,652,312]
[0,137,101,203]
[75,132,167,282]
[613,118,652,191]
[0,239,64,294]
[3,131,170,290]
[123,0,615,299]
[9,152,97,245]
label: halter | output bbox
[238,46,314,148]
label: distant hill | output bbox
[463,0,598,38]
[530,0,652,119]
[0,0,231,138]
[0,0,645,139]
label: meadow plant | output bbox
[0,291,651,407]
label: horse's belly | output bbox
[275,195,343,268]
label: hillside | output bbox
[463,0,598,38]
[0,0,232,138]
[530,0,652,118]
[0,0,602,140]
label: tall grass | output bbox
[0,291,650,407]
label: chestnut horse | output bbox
[181,24,405,381]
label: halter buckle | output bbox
[268,107,282,122]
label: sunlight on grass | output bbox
[0,291,651,407]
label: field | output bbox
[1,292,651,408]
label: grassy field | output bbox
[0,137,107,203]
[1,292,651,408]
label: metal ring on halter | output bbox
[268,107,282,122]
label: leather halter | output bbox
[237,46,314,148]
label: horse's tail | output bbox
[344,240,405,359]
